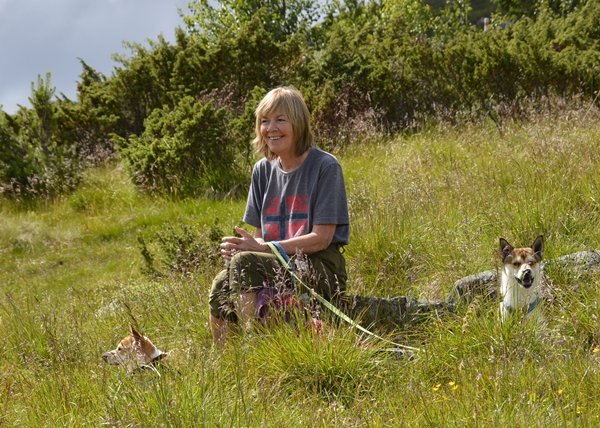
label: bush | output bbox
[137,220,225,276]
[0,74,82,200]
[115,96,249,197]
[0,112,31,191]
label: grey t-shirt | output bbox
[243,147,350,245]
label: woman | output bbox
[209,86,349,343]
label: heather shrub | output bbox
[308,80,384,150]
[137,220,225,276]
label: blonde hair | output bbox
[253,86,313,160]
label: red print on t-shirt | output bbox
[287,195,308,212]
[265,197,281,215]
[264,195,309,241]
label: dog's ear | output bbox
[129,324,145,343]
[499,238,513,262]
[532,235,544,259]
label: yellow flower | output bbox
[558,389,563,395]
[593,347,600,353]
[432,383,441,391]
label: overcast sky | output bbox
[0,0,185,114]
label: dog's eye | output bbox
[513,261,520,267]
[117,346,123,351]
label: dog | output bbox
[499,235,544,322]
[102,324,166,372]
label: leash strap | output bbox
[270,241,293,284]
[266,242,420,352]
[270,241,290,264]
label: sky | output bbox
[0,0,186,114]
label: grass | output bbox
[1,111,600,426]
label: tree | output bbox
[28,73,56,158]
[491,0,588,19]
[183,0,320,44]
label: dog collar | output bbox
[504,297,541,314]
[150,349,166,362]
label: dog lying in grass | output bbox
[499,235,544,323]
[102,324,166,372]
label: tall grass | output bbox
[1,111,600,426]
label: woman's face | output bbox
[260,109,296,158]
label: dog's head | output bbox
[499,235,544,289]
[102,324,166,371]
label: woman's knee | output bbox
[228,251,278,293]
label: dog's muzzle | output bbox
[102,351,121,365]
[517,269,535,288]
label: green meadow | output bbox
[2,111,600,426]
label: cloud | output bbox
[0,0,184,114]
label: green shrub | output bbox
[137,220,225,275]
[0,74,82,200]
[115,96,248,196]
[0,112,32,192]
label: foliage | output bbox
[492,0,589,20]
[114,96,248,196]
[138,220,224,275]
[64,60,122,162]
[184,0,320,44]
[0,111,32,191]
[0,73,82,199]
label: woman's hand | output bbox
[220,226,268,260]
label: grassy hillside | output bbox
[1,109,600,426]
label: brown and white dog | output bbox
[499,235,544,322]
[102,324,166,372]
